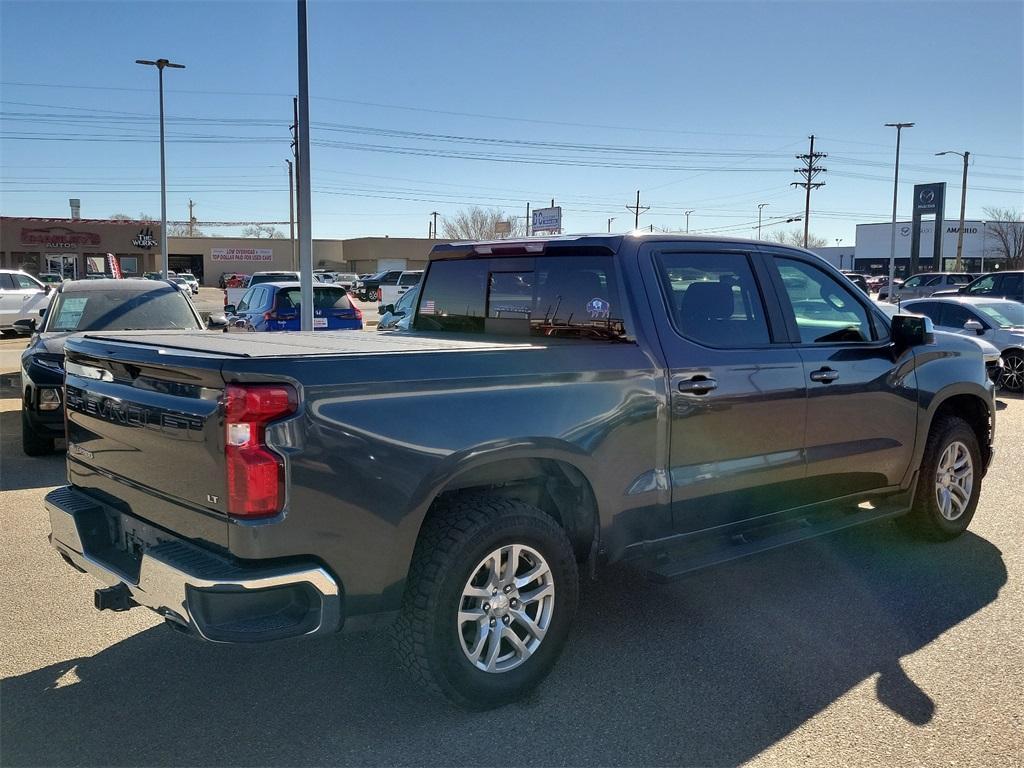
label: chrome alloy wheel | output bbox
[935,440,974,521]
[1002,353,1024,392]
[457,544,555,673]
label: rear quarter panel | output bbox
[222,340,666,617]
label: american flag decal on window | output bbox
[421,299,436,314]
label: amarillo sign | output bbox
[211,247,274,262]
[21,227,101,248]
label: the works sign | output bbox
[910,183,946,274]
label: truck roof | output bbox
[428,232,778,260]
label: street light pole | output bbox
[136,58,185,278]
[296,0,314,331]
[885,122,914,299]
[757,203,769,239]
[685,209,694,233]
[607,217,616,233]
[937,150,970,271]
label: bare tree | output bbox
[168,222,205,237]
[769,229,828,248]
[242,224,285,238]
[109,212,154,222]
[441,207,525,240]
[983,207,1024,270]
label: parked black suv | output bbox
[44,235,995,708]
[931,270,1023,302]
[354,269,403,301]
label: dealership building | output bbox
[851,218,1008,277]
[0,216,436,285]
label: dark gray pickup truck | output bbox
[47,234,995,708]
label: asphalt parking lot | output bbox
[0,333,1020,767]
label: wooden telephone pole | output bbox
[791,135,827,247]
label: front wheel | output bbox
[393,496,579,709]
[1000,350,1024,392]
[897,415,982,540]
[22,408,55,457]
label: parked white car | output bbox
[377,283,420,331]
[0,270,51,335]
[902,297,1024,391]
[178,273,200,294]
[378,270,423,311]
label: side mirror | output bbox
[891,314,934,351]
[382,304,395,315]
[44,284,52,295]
[223,304,237,314]
[207,312,228,329]
[38,308,47,317]
[13,318,36,334]
[963,319,984,335]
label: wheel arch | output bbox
[392,443,601,591]
[923,388,993,475]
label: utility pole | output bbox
[791,135,827,247]
[525,202,530,237]
[296,0,313,331]
[626,190,649,230]
[885,122,914,296]
[607,217,615,233]
[685,209,694,233]
[937,150,970,271]
[757,203,769,239]
[187,199,196,237]
[286,160,296,270]
[291,95,302,271]
[428,220,433,238]
[430,211,440,240]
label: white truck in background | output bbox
[378,270,423,311]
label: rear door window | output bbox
[653,252,771,348]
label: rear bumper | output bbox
[46,486,342,643]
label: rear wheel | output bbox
[21,408,55,457]
[897,415,981,540]
[393,496,578,709]
[1000,350,1023,392]
[368,288,379,301]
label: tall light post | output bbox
[936,150,970,271]
[136,58,185,279]
[607,217,616,233]
[685,209,694,233]
[295,0,314,331]
[884,123,914,296]
[757,203,769,239]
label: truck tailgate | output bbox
[64,333,230,548]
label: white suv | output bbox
[0,269,51,335]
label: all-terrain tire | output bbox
[896,415,982,541]
[393,496,579,709]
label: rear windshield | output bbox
[414,254,627,340]
[277,286,353,310]
[45,289,200,332]
[399,272,423,286]
[251,273,298,285]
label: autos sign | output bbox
[20,227,101,248]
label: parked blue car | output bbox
[225,282,363,332]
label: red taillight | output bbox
[352,305,362,320]
[224,384,297,518]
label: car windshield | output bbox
[44,289,200,332]
[973,302,1024,328]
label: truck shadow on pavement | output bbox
[0,409,66,492]
[0,522,1006,767]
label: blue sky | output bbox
[1,0,1022,241]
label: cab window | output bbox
[774,258,873,344]
[654,252,770,348]
[967,275,997,294]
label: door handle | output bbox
[678,377,718,395]
[809,367,839,383]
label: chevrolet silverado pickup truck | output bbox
[46,234,995,709]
